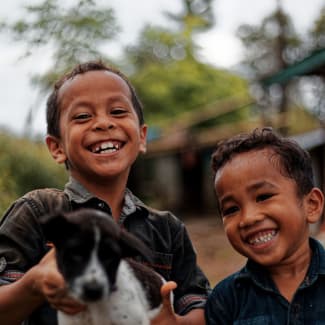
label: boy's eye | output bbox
[73,113,91,120]
[222,205,239,217]
[111,108,127,116]
[256,193,273,202]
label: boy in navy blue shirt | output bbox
[205,127,325,324]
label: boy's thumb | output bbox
[160,281,177,310]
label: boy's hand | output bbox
[34,248,86,314]
[151,281,179,325]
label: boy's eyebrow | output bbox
[219,195,234,206]
[219,181,277,205]
[105,94,132,104]
[247,181,277,192]
[67,94,132,110]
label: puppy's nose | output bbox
[82,282,104,301]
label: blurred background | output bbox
[0,0,324,284]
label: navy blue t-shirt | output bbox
[205,238,325,324]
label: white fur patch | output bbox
[69,226,110,302]
[58,261,161,325]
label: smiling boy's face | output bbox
[46,70,147,187]
[214,148,322,269]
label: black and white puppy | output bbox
[40,208,165,325]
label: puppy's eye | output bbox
[62,249,83,264]
[70,253,84,263]
[65,242,91,263]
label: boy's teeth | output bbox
[248,230,277,245]
[93,141,120,153]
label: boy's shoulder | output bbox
[129,191,181,222]
[0,188,70,234]
[21,187,69,207]
[212,268,244,293]
[128,191,185,236]
[210,262,269,301]
[5,188,70,219]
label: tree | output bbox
[0,0,120,135]
[124,0,215,72]
[123,0,249,126]
[309,6,325,50]
[236,1,304,133]
[130,57,249,126]
[165,0,214,58]
[124,25,184,71]
[237,2,302,79]
[301,6,325,122]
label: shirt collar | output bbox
[64,177,94,204]
[236,237,325,291]
[307,237,325,276]
[64,176,146,220]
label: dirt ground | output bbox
[184,215,246,287]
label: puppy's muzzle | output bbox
[82,280,104,302]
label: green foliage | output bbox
[236,7,301,78]
[0,0,120,103]
[130,58,249,125]
[0,0,121,136]
[126,0,215,72]
[0,0,250,135]
[125,25,187,69]
[0,132,67,215]
[166,0,214,32]
[165,0,214,56]
[236,5,325,127]
[309,6,325,49]
[124,0,249,126]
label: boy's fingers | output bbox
[151,281,178,324]
[160,281,177,310]
[161,281,177,297]
[39,247,56,265]
[50,296,86,315]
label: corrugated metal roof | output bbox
[261,48,325,87]
[290,128,325,150]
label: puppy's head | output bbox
[40,208,152,303]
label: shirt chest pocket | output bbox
[136,251,173,280]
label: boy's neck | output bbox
[267,244,312,302]
[72,175,127,221]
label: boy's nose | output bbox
[239,208,264,228]
[93,117,115,131]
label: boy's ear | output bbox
[305,187,324,224]
[45,135,67,164]
[139,124,147,154]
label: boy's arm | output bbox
[0,249,85,325]
[168,222,210,316]
[0,266,44,325]
[0,250,57,324]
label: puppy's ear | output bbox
[119,230,153,262]
[40,213,74,247]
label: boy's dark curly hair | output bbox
[211,127,314,197]
[46,60,144,138]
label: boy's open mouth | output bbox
[247,230,277,245]
[90,141,123,154]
